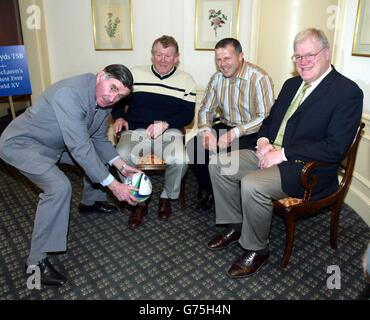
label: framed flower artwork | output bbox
[352,0,370,57]
[92,0,133,50]
[195,0,240,50]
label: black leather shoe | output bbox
[227,250,269,279]
[207,228,241,250]
[197,193,214,211]
[25,258,67,287]
[78,201,118,214]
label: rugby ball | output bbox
[125,173,152,202]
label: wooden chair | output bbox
[136,152,187,209]
[273,122,365,268]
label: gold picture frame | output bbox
[92,0,133,50]
[195,0,240,50]
[352,0,370,57]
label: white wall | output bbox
[43,0,252,88]
[18,0,51,102]
[252,0,338,97]
[336,0,370,114]
[335,0,370,226]
[41,0,368,108]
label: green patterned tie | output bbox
[273,82,311,148]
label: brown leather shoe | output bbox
[227,250,269,278]
[158,198,171,221]
[128,203,147,229]
[207,228,241,250]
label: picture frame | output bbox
[91,0,133,50]
[195,0,240,50]
[352,0,370,57]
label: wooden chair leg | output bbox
[330,202,341,249]
[281,214,296,268]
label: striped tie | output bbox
[273,82,311,148]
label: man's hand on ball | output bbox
[108,180,138,205]
[121,165,142,177]
[125,184,140,204]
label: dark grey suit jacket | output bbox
[0,73,118,183]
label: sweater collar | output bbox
[151,65,176,80]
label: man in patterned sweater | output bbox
[111,35,196,229]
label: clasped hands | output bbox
[256,140,284,169]
[202,130,236,151]
[202,131,284,169]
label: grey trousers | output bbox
[209,149,288,251]
[21,151,107,264]
[116,129,187,199]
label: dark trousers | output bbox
[186,122,258,196]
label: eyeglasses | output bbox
[291,47,326,63]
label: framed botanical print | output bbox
[92,0,133,50]
[195,0,240,50]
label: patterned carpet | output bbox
[0,158,369,301]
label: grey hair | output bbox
[103,64,133,92]
[294,28,330,50]
[151,35,179,55]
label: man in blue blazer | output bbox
[0,64,141,287]
[207,28,363,278]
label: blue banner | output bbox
[0,45,32,97]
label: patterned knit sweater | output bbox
[111,65,196,130]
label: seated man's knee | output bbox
[240,172,262,194]
[208,161,220,176]
[116,139,140,165]
[164,149,188,167]
[240,172,272,200]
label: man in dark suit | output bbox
[0,64,141,287]
[207,28,363,278]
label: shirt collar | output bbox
[305,65,332,88]
[296,65,332,103]
[236,59,247,79]
[151,65,176,80]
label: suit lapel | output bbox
[88,107,106,136]
[275,78,302,125]
[291,68,338,118]
[86,75,103,135]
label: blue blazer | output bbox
[258,67,363,199]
